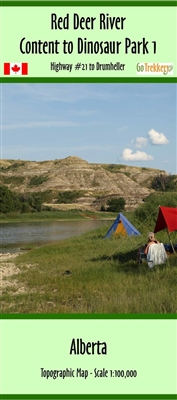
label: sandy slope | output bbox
[0,253,22,293]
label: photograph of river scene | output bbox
[1,83,176,314]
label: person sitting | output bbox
[144,232,159,255]
[138,232,167,268]
[137,232,159,264]
[145,234,167,269]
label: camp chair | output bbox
[138,251,147,265]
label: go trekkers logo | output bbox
[136,63,173,76]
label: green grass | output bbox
[56,190,86,203]
[0,210,116,223]
[101,164,126,173]
[28,175,49,186]
[5,161,26,170]
[0,175,25,186]
[101,164,161,174]
[1,225,177,314]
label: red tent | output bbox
[154,206,177,233]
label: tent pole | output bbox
[166,228,176,253]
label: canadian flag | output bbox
[4,63,28,75]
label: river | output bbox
[0,220,111,253]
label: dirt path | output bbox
[0,253,22,294]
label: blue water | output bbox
[0,220,110,253]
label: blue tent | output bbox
[104,212,141,238]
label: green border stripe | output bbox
[1,1,177,5]
[1,78,177,83]
[0,313,177,319]
[0,396,177,399]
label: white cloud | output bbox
[121,148,153,161]
[148,129,169,145]
[135,137,147,148]
[118,126,128,132]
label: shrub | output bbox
[151,174,177,191]
[0,185,65,214]
[29,175,49,187]
[57,191,82,204]
[135,192,177,226]
[1,176,25,186]
[106,197,125,212]
[21,203,31,213]
[0,185,21,213]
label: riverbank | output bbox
[0,210,116,224]
[1,226,177,314]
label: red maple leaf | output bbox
[12,64,20,73]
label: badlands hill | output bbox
[0,156,168,211]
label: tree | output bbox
[0,186,54,214]
[106,197,125,212]
[0,185,21,213]
[151,174,177,192]
[135,192,177,225]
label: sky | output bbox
[1,83,176,174]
